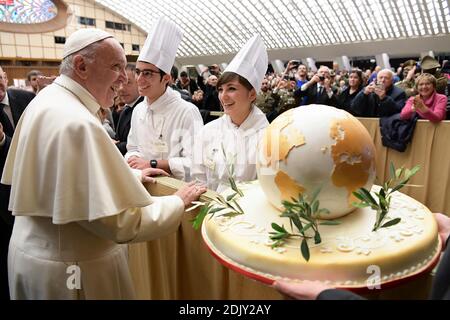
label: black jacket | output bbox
[379,113,418,152]
[114,96,144,156]
[294,83,337,106]
[350,85,406,117]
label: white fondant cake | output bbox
[202,182,440,288]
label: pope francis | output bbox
[1,27,206,299]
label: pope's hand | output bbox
[141,167,170,183]
[175,181,207,208]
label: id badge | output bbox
[153,140,169,153]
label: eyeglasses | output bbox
[135,68,161,79]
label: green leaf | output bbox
[380,218,401,228]
[301,239,310,262]
[191,205,210,230]
[299,222,313,234]
[318,208,330,215]
[314,232,322,244]
[271,223,287,233]
[390,162,396,179]
[319,220,341,226]
[312,200,319,214]
[359,188,378,206]
[231,199,244,214]
[226,193,238,202]
[395,167,404,179]
[352,202,370,208]
[352,190,367,202]
[310,187,322,204]
[208,207,226,214]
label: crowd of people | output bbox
[0,17,449,300]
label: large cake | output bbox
[202,106,440,288]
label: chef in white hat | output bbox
[191,34,269,192]
[125,17,203,181]
[2,28,205,299]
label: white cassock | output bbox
[125,87,203,181]
[191,106,268,192]
[1,75,185,300]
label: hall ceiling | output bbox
[95,0,450,62]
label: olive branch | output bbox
[269,188,340,261]
[190,145,245,230]
[352,163,420,232]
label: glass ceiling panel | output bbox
[95,0,450,58]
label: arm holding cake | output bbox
[273,213,450,300]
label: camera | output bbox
[291,60,300,67]
[318,76,325,81]
[283,75,289,80]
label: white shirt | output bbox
[191,106,269,192]
[126,87,203,181]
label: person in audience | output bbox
[351,69,406,117]
[191,89,204,109]
[395,60,418,98]
[170,66,191,102]
[296,64,309,105]
[295,65,337,107]
[255,77,279,122]
[98,107,116,138]
[273,76,299,115]
[26,70,43,93]
[274,212,450,300]
[400,73,447,122]
[1,27,206,300]
[336,69,364,113]
[191,35,269,192]
[0,65,35,300]
[125,17,203,181]
[176,70,199,96]
[420,55,447,95]
[114,63,143,156]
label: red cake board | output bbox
[201,223,442,294]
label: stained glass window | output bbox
[0,0,57,24]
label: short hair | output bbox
[180,71,188,77]
[217,72,253,91]
[27,70,42,81]
[415,73,437,89]
[378,68,394,78]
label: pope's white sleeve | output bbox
[124,111,143,160]
[77,195,184,243]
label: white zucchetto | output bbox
[137,17,183,74]
[224,35,268,93]
[63,28,113,59]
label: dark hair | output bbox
[180,71,188,77]
[349,68,364,88]
[170,66,178,81]
[27,70,42,81]
[217,72,254,91]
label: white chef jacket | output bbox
[191,106,268,192]
[125,87,203,181]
